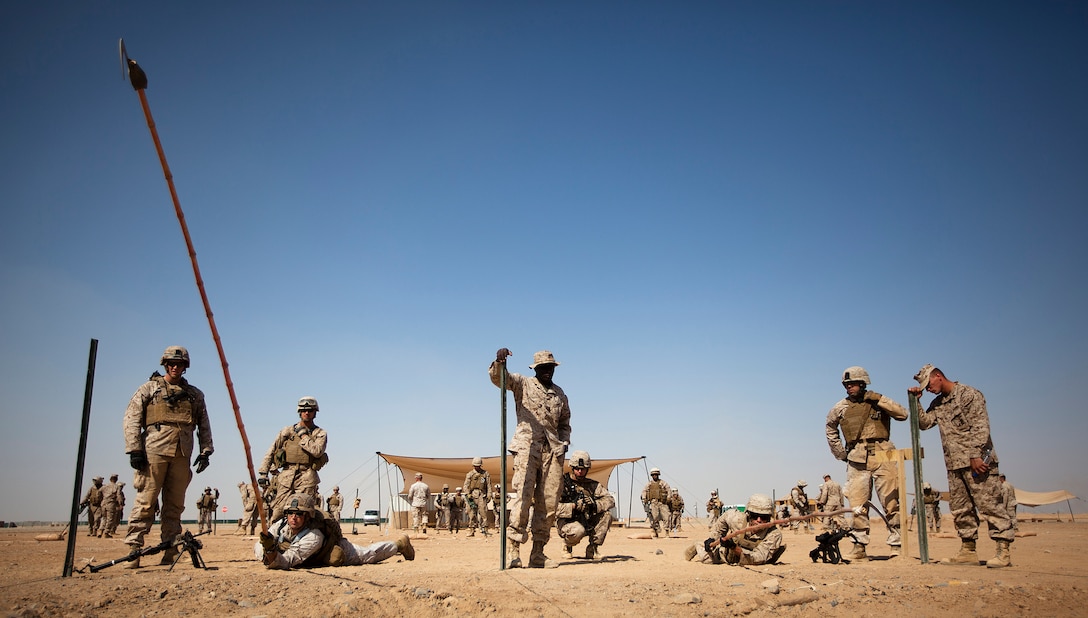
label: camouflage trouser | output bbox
[86,505,100,535]
[268,465,319,522]
[668,510,683,531]
[647,501,669,535]
[238,506,257,534]
[506,441,564,545]
[437,506,450,529]
[947,466,1014,542]
[100,504,119,535]
[467,489,486,532]
[844,440,901,547]
[124,452,191,548]
[412,505,428,530]
[558,510,614,548]
[448,508,462,532]
[198,508,213,533]
[926,503,941,531]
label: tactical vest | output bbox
[647,481,665,502]
[145,377,196,426]
[283,429,319,465]
[840,399,890,445]
[466,471,488,493]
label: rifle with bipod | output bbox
[81,530,210,573]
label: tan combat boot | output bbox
[561,544,573,559]
[683,544,698,561]
[394,534,415,561]
[986,540,1012,568]
[943,539,979,565]
[507,539,522,568]
[585,543,600,561]
[528,540,558,568]
[847,543,867,561]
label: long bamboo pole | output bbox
[120,40,268,532]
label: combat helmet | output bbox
[472,456,483,467]
[161,346,190,368]
[649,467,661,475]
[284,493,315,516]
[797,479,807,488]
[570,450,591,469]
[841,366,870,385]
[746,493,774,516]
[297,396,319,413]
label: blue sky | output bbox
[2,2,1086,522]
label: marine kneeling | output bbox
[256,494,414,569]
[685,493,785,565]
[556,450,615,561]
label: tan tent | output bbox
[1012,489,1077,508]
[378,452,642,494]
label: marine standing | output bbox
[557,450,615,561]
[641,468,671,538]
[327,486,343,522]
[816,474,846,531]
[448,487,465,534]
[258,396,328,521]
[790,480,814,532]
[196,487,217,534]
[706,490,723,526]
[407,473,431,533]
[436,484,452,531]
[922,483,942,532]
[122,346,214,568]
[464,457,491,536]
[490,349,572,569]
[236,481,258,535]
[911,365,1014,567]
[667,489,685,534]
[825,366,908,560]
[80,476,104,537]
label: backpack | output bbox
[297,509,345,567]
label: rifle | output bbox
[706,508,854,552]
[809,528,859,564]
[83,530,210,573]
[561,474,596,521]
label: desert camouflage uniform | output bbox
[557,471,615,552]
[81,480,103,536]
[1001,480,1018,532]
[237,482,258,535]
[826,392,907,548]
[407,479,431,532]
[700,510,785,566]
[464,468,491,535]
[255,517,401,569]
[436,488,452,530]
[197,490,216,533]
[123,376,214,549]
[918,383,1013,542]
[790,486,813,532]
[923,487,942,531]
[667,492,685,533]
[99,479,121,537]
[817,479,847,530]
[327,490,343,522]
[258,422,327,521]
[489,362,571,546]
[641,477,672,537]
[706,494,723,523]
[448,491,465,533]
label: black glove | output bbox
[721,537,737,550]
[193,453,210,473]
[259,531,277,552]
[704,537,715,553]
[129,451,148,470]
[257,476,270,488]
[580,496,598,517]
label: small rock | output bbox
[672,593,701,604]
[655,549,664,555]
[762,579,780,594]
[413,587,433,598]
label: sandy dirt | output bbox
[2,517,1086,617]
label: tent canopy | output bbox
[1014,489,1078,508]
[378,453,642,495]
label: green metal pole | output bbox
[499,360,508,570]
[909,392,930,564]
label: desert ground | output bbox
[2,515,1086,617]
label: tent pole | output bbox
[1069,499,1076,524]
[375,452,381,533]
[499,360,508,570]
